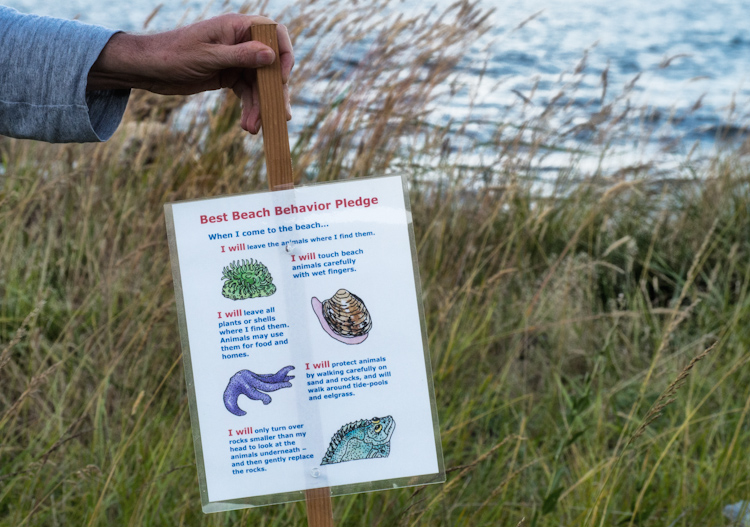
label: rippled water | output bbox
[6,0,750,175]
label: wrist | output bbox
[87,32,155,91]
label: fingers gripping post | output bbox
[251,23,335,527]
[249,23,294,191]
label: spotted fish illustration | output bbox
[321,416,395,465]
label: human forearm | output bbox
[86,15,294,133]
[87,32,154,92]
[87,29,276,94]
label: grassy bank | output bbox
[2,1,750,525]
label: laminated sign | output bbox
[165,175,445,512]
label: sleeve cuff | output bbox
[79,30,131,142]
[85,88,131,141]
[0,9,131,143]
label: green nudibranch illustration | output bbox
[221,259,276,300]
[321,416,395,465]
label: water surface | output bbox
[6,0,749,175]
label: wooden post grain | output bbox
[250,23,335,527]
[304,486,335,527]
[250,23,294,191]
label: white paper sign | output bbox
[165,175,443,511]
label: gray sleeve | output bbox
[0,6,130,143]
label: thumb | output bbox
[213,41,275,69]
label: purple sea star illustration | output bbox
[223,366,295,416]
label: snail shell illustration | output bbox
[311,289,372,345]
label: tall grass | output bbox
[2,0,750,525]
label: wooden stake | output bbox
[305,487,335,527]
[250,23,294,191]
[250,23,335,527]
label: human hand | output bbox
[88,14,294,134]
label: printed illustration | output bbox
[223,366,295,416]
[221,259,277,300]
[321,415,395,465]
[311,289,372,345]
